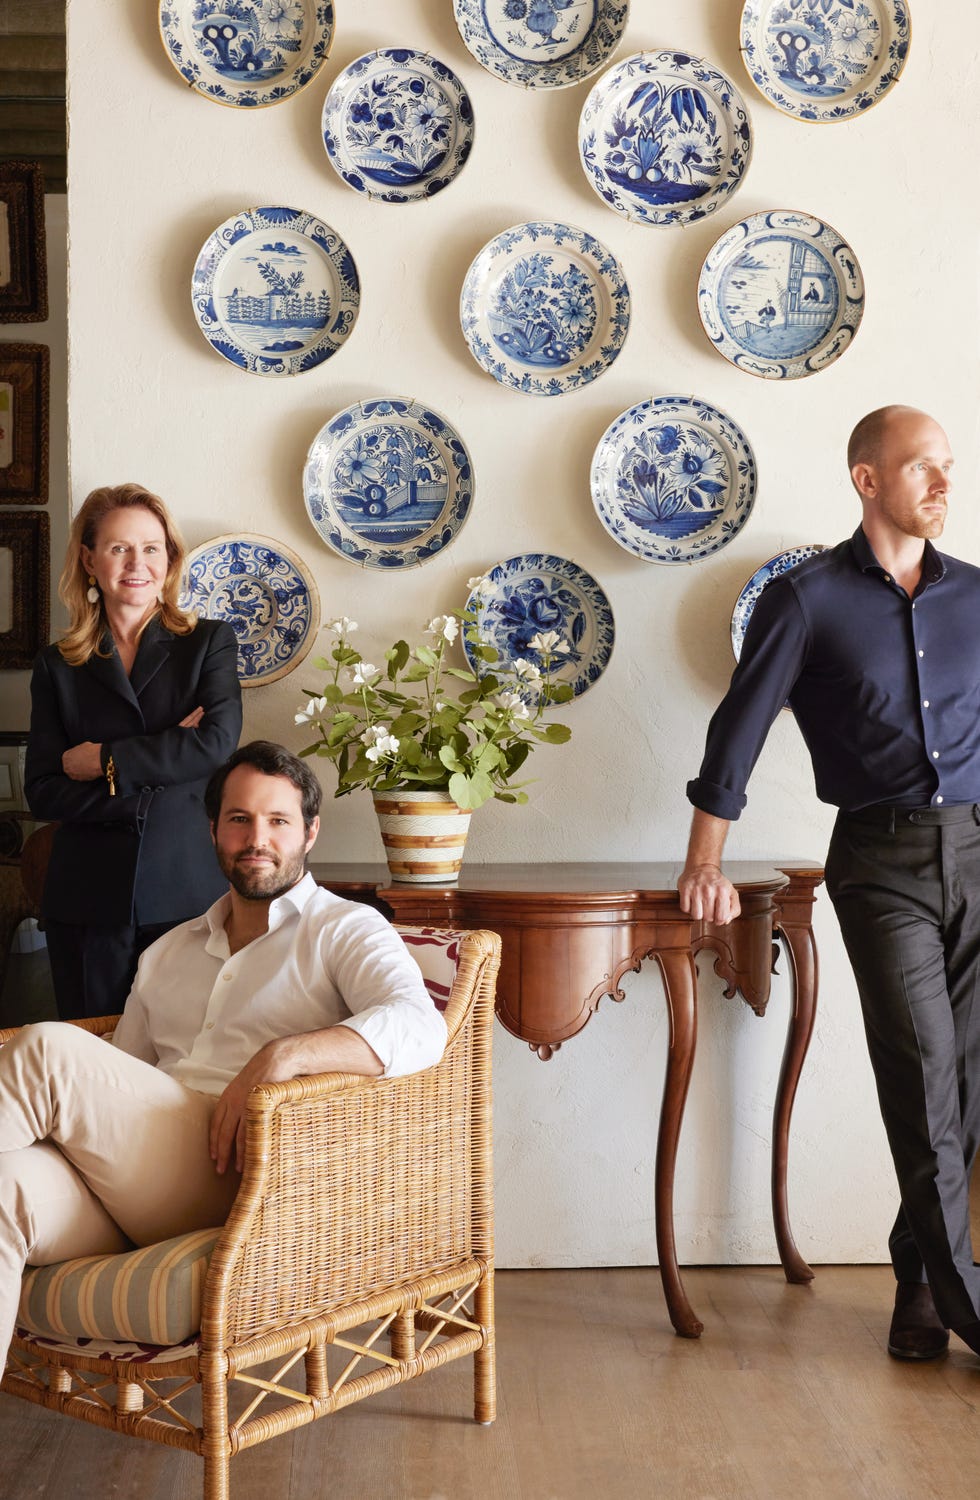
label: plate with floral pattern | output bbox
[739,0,910,123]
[191,206,360,377]
[452,0,630,90]
[463,554,614,697]
[322,49,474,204]
[698,209,864,379]
[158,0,334,108]
[460,221,630,396]
[731,545,826,660]
[591,396,757,564]
[303,398,474,569]
[181,534,320,686]
[578,50,753,226]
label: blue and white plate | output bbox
[303,398,474,569]
[464,554,614,698]
[740,0,910,123]
[698,209,864,379]
[191,206,359,377]
[579,50,753,226]
[460,221,630,396]
[591,396,757,564]
[452,0,629,90]
[182,534,320,687]
[731,545,826,661]
[158,0,334,108]
[322,50,474,204]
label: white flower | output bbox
[512,658,542,682]
[425,615,459,644]
[495,690,531,721]
[467,575,496,599]
[349,662,378,686]
[528,630,563,654]
[434,699,447,711]
[294,695,328,725]
[364,731,400,763]
[327,616,358,634]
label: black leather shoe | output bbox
[887,1281,949,1360]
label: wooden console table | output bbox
[312,860,824,1339]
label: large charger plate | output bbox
[303,398,474,569]
[464,554,614,698]
[158,0,334,108]
[579,50,753,226]
[192,206,359,377]
[460,221,630,396]
[181,534,320,686]
[739,0,910,123]
[591,396,757,564]
[698,209,864,379]
[731,545,826,661]
[452,0,629,90]
[322,49,474,204]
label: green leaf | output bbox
[385,640,411,679]
[414,645,438,668]
[476,742,503,773]
[389,711,426,736]
[439,744,465,773]
[312,656,331,672]
[505,740,531,774]
[402,661,432,683]
[539,722,572,744]
[442,667,478,681]
[449,768,495,810]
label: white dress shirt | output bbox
[112,873,447,1093]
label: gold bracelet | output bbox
[106,753,117,797]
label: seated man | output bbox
[0,740,446,1367]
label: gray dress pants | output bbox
[826,801,980,1351]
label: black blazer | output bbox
[26,618,243,927]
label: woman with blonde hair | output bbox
[25,483,242,1019]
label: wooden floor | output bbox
[2,1264,980,1499]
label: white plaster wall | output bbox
[63,0,980,1266]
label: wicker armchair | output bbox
[0,925,501,1500]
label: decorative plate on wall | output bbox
[698,209,864,379]
[182,534,321,686]
[464,553,614,697]
[158,0,335,108]
[731,545,826,660]
[303,398,474,569]
[452,0,630,90]
[739,0,910,123]
[322,49,474,203]
[578,50,753,226]
[191,206,359,377]
[460,221,630,396]
[591,396,757,563]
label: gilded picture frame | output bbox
[0,343,49,503]
[0,161,48,325]
[0,510,49,668]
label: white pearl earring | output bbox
[86,575,100,605]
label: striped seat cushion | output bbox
[18,1227,220,1345]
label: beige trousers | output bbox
[0,1022,240,1367]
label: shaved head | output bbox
[847,405,930,476]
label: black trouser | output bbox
[826,802,980,1350]
[43,919,176,1022]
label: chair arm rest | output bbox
[0,1014,120,1046]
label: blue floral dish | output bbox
[698,209,864,379]
[579,50,753,226]
[452,0,629,90]
[322,49,474,204]
[731,545,826,662]
[591,396,757,564]
[181,534,320,686]
[192,206,359,377]
[460,221,630,396]
[158,0,334,108]
[303,398,474,569]
[740,0,910,122]
[464,554,614,698]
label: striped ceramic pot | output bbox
[372,788,472,884]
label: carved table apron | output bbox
[312,860,824,1338]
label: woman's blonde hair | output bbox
[58,483,196,665]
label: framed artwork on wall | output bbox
[0,161,48,325]
[0,731,34,862]
[0,510,49,668]
[0,343,49,503]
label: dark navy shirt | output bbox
[687,528,980,821]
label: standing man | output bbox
[680,405,980,1362]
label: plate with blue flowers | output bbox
[698,209,864,379]
[579,50,753,226]
[303,398,474,569]
[739,0,910,123]
[158,0,334,108]
[731,545,826,660]
[191,206,360,377]
[463,554,614,698]
[322,49,474,204]
[452,0,629,90]
[181,534,320,687]
[460,221,630,396]
[591,396,757,564]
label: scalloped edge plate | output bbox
[452,0,629,90]
[731,545,827,662]
[158,0,335,108]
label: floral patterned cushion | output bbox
[398,927,462,1012]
